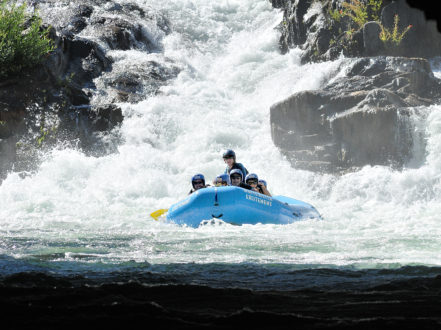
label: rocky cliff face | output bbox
[0,0,179,179]
[270,0,441,173]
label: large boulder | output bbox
[270,57,441,172]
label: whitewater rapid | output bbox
[1,0,441,275]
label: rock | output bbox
[76,4,93,18]
[0,137,17,179]
[90,104,123,132]
[330,94,413,168]
[277,0,313,54]
[102,60,181,103]
[92,17,154,51]
[363,21,383,56]
[269,0,287,8]
[53,103,123,157]
[64,36,113,93]
[316,28,332,55]
[270,57,441,172]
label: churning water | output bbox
[1,0,441,289]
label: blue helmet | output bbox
[229,169,244,182]
[192,173,205,188]
[215,173,230,186]
[258,179,267,188]
[245,173,258,184]
[223,149,236,160]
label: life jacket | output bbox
[238,182,253,190]
[225,163,248,180]
[188,185,210,195]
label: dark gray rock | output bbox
[90,104,123,132]
[316,28,333,55]
[363,21,383,56]
[270,57,441,172]
[0,136,17,179]
[277,0,314,54]
[103,60,180,103]
[92,17,155,51]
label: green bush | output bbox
[379,14,412,47]
[0,0,54,79]
[333,0,383,30]
[330,0,412,48]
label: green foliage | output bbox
[0,0,54,79]
[328,0,411,49]
[379,14,412,47]
[368,0,382,21]
[36,124,57,147]
[342,0,368,29]
[37,127,48,147]
[328,8,343,23]
[345,28,355,39]
[334,0,382,29]
[328,0,382,28]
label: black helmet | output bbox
[223,149,236,160]
[229,169,244,182]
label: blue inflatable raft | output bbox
[166,186,321,227]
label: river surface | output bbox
[1,0,441,290]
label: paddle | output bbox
[150,209,168,220]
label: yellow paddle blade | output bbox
[150,209,168,220]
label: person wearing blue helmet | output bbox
[223,149,248,178]
[189,173,208,194]
[230,169,252,190]
[213,173,230,186]
[245,173,271,197]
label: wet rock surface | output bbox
[101,59,180,103]
[271,56,441,172]
[2,271,441,329]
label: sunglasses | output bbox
[246,179,258,185]
[193,180,204,185]
[230,175,241,180]
[215,182,228,186]
[223,156,234,160]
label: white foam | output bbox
[1,0,441,268]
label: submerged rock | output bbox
[270,57,441,172]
